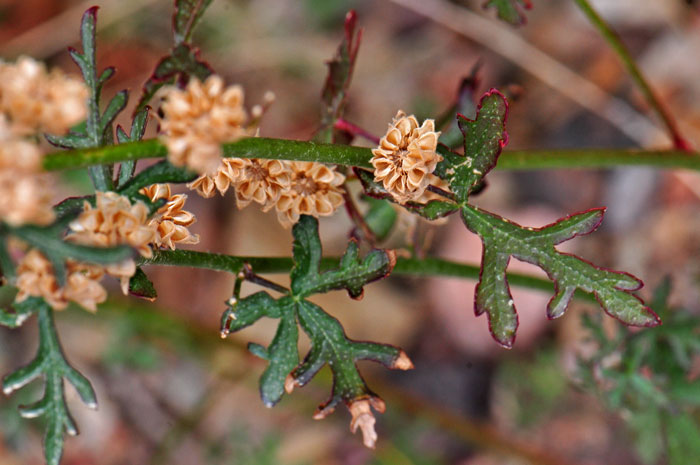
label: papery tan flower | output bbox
[371,111,441,204]
[275,161,345,228]
[188,157,292,213]
[187,157,247,198]
[0,56,87,135]
[159,75,254,175]
[0,115,55,226]
[230,158,291,210]
[15,249,106,312]
[141,184,200,250]
[0,171,55,226]
[67,191,156,294]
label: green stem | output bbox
[573,0,689,150]
[498,149,700,171]
[43,138,700,173]
[43,139,166,171]
[139,250,597,302]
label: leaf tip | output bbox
[392,350,414,370]
[84,5,99,18]
[284,373,297,394]
[386,248,397,271]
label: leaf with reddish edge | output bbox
[460,204,660,348]
[435,61,482,148]
[315,10,363,143]
[435,89,509,204]
[128,267,157,301]
[483,0,532,26]
[135,43,213,113]
[173,0,214,46]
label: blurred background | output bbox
[1,0,700,464]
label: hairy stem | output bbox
[573,0,689,150]
[43,138,700,173]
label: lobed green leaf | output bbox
[290,216,395,299]
[436,90,509,204]
[2,300,97,465]
[461,205,659,347]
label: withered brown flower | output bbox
[15,249,106,312]
[159,75,254,175]
[141,184,200,250]
[371,111,441,204]
[0,56,88,136]
[275,161,345,228]
[67,192,156,294]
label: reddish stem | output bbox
[334,119,381,145]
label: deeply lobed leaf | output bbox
[2,299,97,465]
[461,205,659,347]
[220,216,410,445]
[290,215,395,299]
[435,89,509,204]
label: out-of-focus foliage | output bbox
[579,279,700,465]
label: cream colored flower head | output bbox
[15,249,106,312]
[67,192,156,294]
[159,75,254,176]
[275,162,345,228]
[188,158,292,213]
[230,158,292,210]
[371,111,441,204]
[0,56,88,135]
[0,114,55,226]
[141,184,200,250]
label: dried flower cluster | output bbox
[371,111,441,204]
[15,250,106,312]
[15,187,200,312]
[141,184,200,249]
[189,158,345,228]
[188,157,291,208]
[0,56,87,136]
[275,161,345,227]
[159,75,255,175]
[0,117,55,226]
[67,192,155,294]
[160,74,346,227]
[0,56,87,227]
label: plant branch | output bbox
[334,118,380,144]
[44,138,700,173]
[386,0,664,146]
[498,149,700,171]
[573,0,690,150]
[138,249,597,303]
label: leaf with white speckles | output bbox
[461,205,659,348]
